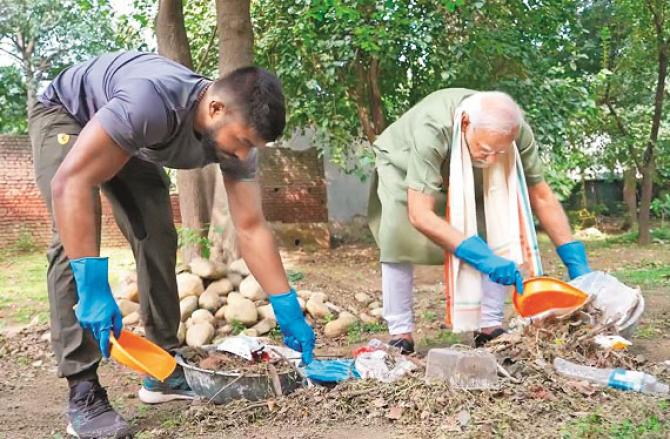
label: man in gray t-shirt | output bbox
[30,51,315,438]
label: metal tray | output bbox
[175,345,303,404]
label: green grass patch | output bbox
[603,227,670,245]
[230,319,246,335]
[418,329,462,348]
[613,264,670,288]
[561,410,669,438]
[421,310,438,322]
[347,321,387,343]
[0,247,135,328]
[287,270,304,283]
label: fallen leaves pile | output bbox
[182,315,670,437]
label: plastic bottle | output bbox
[553,357,669,395]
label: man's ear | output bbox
[461,112,470,131]
[209,100,226,118]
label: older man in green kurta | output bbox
[368,88,592,352]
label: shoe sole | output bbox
[138,387,196,404]
[66,423,133,438]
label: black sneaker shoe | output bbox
[138,365,195,404]
[388,338,415,355]
[66,380,132,438]
[473,328,507,348]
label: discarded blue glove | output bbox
[455,235,524,294]
[70,257,123,358]
[556,240,591,280]
[304,359,360,384]
[269,289,315,364]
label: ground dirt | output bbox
[1,236,669,438]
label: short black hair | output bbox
[212,66,286,142]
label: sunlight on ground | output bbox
[0,247,135,328]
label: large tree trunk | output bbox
[156,0,213,262]
[638,7,668,244]
[622,167,637,231]
[208,0,255,264]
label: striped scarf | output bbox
[444,108,542,332]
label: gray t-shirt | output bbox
[39,51,257,180]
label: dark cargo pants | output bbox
[28,101,181,381]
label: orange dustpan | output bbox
[110,330,176,381]
[513,276,589,318]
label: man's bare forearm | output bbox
[408,188,467,253]
[52,178,101,258]
[50,119,129,259]
[237,222,290,295]
[529,181,574,247]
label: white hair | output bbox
[460,91,524,134]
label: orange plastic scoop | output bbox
[513,276,588,318]
[110,330,176,381]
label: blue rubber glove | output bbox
[269,289,315,365]
[70,257,123,359]
[454,236,524,294]
[556,241,591,280]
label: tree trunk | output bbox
[368,57,386,134]
[638,164,655,244]
[208,0,255,264]
[217,0,254,75]
[622,167,637,231]
[639,2,668,245]
[353,61,378,144]
[156,0,213,262]
[156,0,193,67]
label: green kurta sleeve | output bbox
[516,121,544,185]
[405,117,449,196]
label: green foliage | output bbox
[651,194,670,221]
[614,263,670,287]
[230,320,246,335]
[418,329,461,347]
[0,0,149,133]
[252,0,602,191]
[421,310,438,322]
[286,270,304,283]
[14,226,37,253]
[177,227,212,259]
[0,66,27,134]
[347,320,387,343]
[183,0,218,75]
[561,411,669,438]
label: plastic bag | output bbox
[569,271,644,333]
[353,339,417,383]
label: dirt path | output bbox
[1,240,669,438]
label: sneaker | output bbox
[388,338,415,355]
[473,328,507,348]
[66,380,132,438]
[138,366,196,404]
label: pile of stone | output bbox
[113,258,383,348]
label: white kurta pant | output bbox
[381,262,506,335]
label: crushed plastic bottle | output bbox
[553,357,669,395]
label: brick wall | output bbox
[0,136,328,250]
[258,147,328,223]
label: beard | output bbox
[202,128,239,163]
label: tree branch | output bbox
[195,24,218,73]
[645,0,667,44]
[603,81,641,171]
[0,46,24,64]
